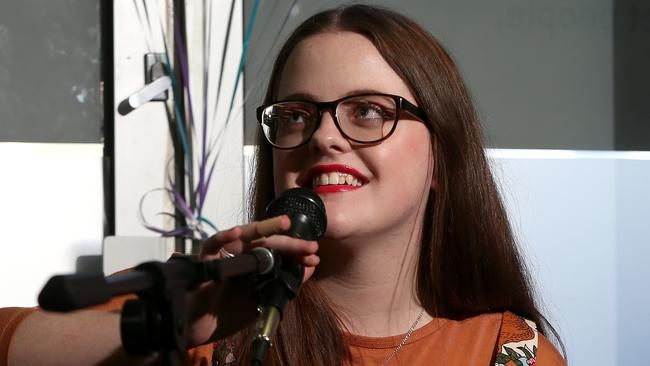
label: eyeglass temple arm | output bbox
[400,99,429,123]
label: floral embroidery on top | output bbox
[212,339,238,366]
[494,311,538,366]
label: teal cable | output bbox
[225,0,261,124]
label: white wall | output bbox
[0,143,103,307]
[490,149,650,366]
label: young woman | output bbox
[202,4,566,365]
[1,4,566,366]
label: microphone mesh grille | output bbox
[265,188,326,240]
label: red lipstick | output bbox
[313,185,360,193]
[307,164,367,194]
[308,164,367,180]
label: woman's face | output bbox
[273,31,434,244]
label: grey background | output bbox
[244,0,649,150]
[615,0,650,150]
[0,0,101,143]
[0,0,646,147]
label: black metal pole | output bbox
[101,0,115,237]
[172,0,188,253]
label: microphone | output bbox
[251,188,326,365]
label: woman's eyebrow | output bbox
[278,92,318,102]
[341,88,386,98]
[279,88,388,102]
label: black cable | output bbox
[164,104,189,253]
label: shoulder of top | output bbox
[1,307,40,366]
[496,311,566,366]
[494,312,537,366]
[451,311,503,325]
[0,306,39,333]
[537,332,567,366]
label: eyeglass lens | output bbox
[260,94,398,148]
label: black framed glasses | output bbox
[256,93,429,149]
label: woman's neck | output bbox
[314,234,432,337]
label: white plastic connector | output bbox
[118,76,172,116]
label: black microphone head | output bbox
[264,188,326,241]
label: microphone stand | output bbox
[40,188,325,366]
[38,248,275,366]
[251,256,303,365]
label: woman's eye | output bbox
[355,104,385,120]
[282,110,309,124]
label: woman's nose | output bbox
[308,110,351,154]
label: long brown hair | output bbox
[233,4,563,365]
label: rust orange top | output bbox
[1,301,565,366]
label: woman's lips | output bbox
[313,184,361,193]
[306,164,367,193]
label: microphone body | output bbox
[251,188,327,365]
[38,247,275,312]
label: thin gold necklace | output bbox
[379,309,425,366]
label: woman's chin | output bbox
[322,212,358,240]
